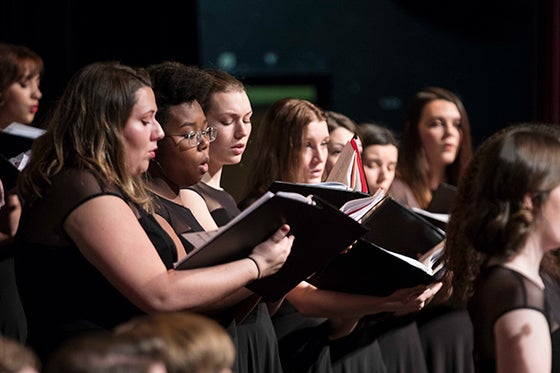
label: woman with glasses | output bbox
[14,61,293,362]
[146,61,295,373]
[179,67,286,373]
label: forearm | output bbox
[286,281,393,318]
[129,258,260,314]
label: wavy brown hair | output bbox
[18,62,155,211]
[444,123,560,305]
[241,98,326,203]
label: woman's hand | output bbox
[249,224,294,278]
[390,282,443,316]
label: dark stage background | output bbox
[1,0,556,199]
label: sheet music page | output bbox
[181,191,312,249]
[3,122,46,139]
[340,188,386,221]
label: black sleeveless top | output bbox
[189,182,240,227]
[151,193,204,253]
[468,265,558,372]
[14,169,177,361]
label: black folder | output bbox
[268,180,369,209]
[176,191,368,301]
[0,124,44,191]
[0,154,21,192]
[361,197,446,259]
[309,239,442,297]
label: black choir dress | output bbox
[180,183,285,373]
[237,187,388,373]
[390,178,475,373]
[0,131,33,342]
[374,315,428,373]
[0,244,26,342]
[542,269,560,373]
[469,265,558,373]
[14,169,178,361]
[189,182,239,227]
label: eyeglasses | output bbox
[164,127,217,148]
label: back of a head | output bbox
[115,312,235,373]
[44,331,166,373]
[0,335,41,373]
[445,123,560,303]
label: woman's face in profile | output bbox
[299,120,329,184]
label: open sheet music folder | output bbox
[309,239,444,297]
[0,123,46,191]
[268,180,370,209]
[360,197,446,259]
[177,191,368,301]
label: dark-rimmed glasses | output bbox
[164,127,217,148]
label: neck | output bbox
[202,161,224,189]
[487,236,545,288]
[429,164,447,190]
[147,163,182,203]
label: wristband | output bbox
[247,256,261,279]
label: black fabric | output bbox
[14,169,177,361]
[542,270,560,373]
[469,265,556,373]
[0,131,33,341]
[189,182,240,227]
[273,301,333,373]
[236,302,284,373]
[329,320,388,373]
[376,316,429,373]
[151,193,204,254]
[0,245,27,342]
[158,185,284,373]
[417,306,474,373]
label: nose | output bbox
[377,167,387,183]
[234,119,250,138]
[314,146,327,163]
[32,82,42,100]
[443,122,459,138]
[198,132,211,150]
[153,120,165,141]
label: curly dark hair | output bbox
[444,122,560,305]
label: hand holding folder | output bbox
[308,196,447,297]
[309,238,444,297]
[177,191,368,301]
